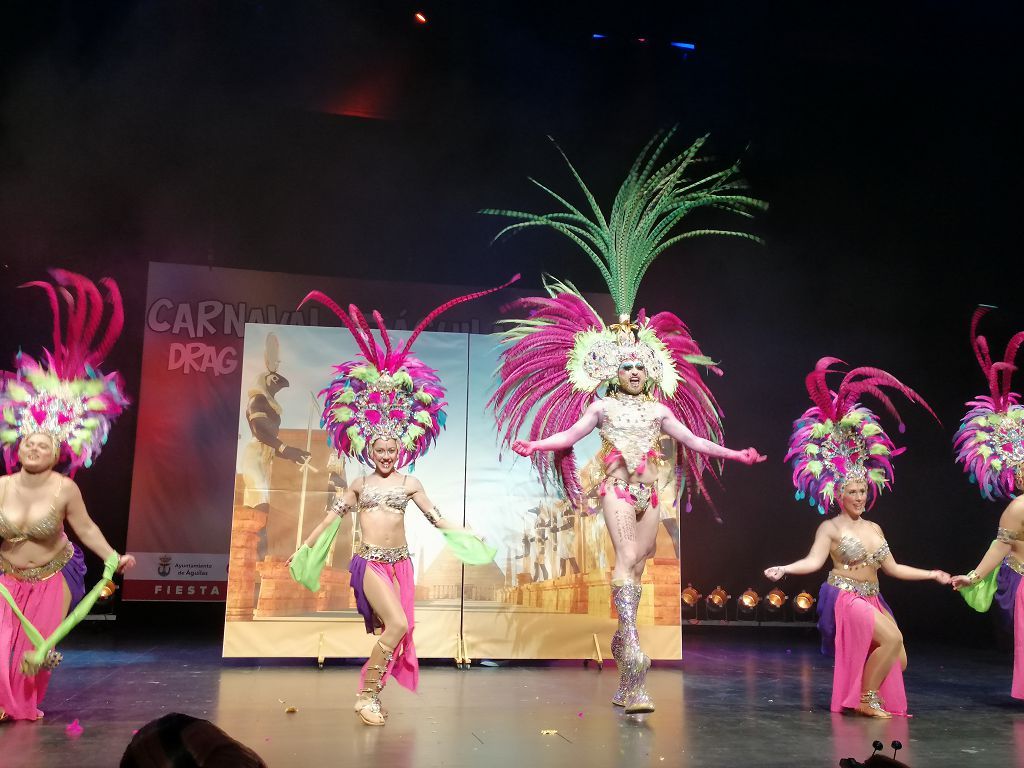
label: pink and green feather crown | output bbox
[300,276,518,469]
[786,358,936,515]
[490,276,726,508]
[953,306,1024,500]
[0,269,129,475]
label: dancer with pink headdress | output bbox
[287,277,515,726]
[950,307,1024,698]
[764,358,949,718]
[0,270,135,723]
[486,130,767,714]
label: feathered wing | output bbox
[954,306,1024,500]
[645,310,726,511]
[489,278,603,501]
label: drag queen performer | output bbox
[289,278,515,726]
[0,270,134,722]
[764,358,949,718]
[486,130,767,714]
[949,308,1024,697]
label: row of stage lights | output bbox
[682,584,816,623]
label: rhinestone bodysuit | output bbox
[598,394,662,474]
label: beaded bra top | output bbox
[357,484,411,515]
[598,394,662,473]
[0,476,64,544]
[833,534,890,570]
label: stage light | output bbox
[670,41,696,50]
[793,591,815,615]
[414,12,427,24]
[592,33,607,40]
[681,584,701,608]
[706,586,728,609]
[765,587,787,611]
[738,588,760,610]
[637,38,647,43]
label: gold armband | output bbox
[966,569,980,585]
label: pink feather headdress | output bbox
[490,277,726,507]
[786,357,936,515]
[953,306,1024,500]
[300,276,518,469]
[0,269,129,475]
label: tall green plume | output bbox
[482,128,767,319]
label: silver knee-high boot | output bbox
[612,580,654,714]
[611,582,627,706]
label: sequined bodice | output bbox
[358,484,411,514]
[0,476,64,544]
[598,394,662,473]
[833,534,890,570]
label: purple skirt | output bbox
[995,563,1021,633]
[62,544,87,610]
[816,580,895,656]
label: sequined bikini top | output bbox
[833,533,890,570]
[0,475,64,544]
[357,481,411,515]
[598,393,662,473]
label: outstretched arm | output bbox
[951,498,1024,588]
[409,478,466,532]
[63,480,135,572]
[659,407,766,465]
[879,552,950,584]
[764,520,834,579]
[512,401,602,457]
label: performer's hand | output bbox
[930,570,952,585]
[736,447,767,465]
[764,566,785,581]
[511,440,535,457]
[117,554,137,573]
[950,574,972,590]
[280,445,312,464]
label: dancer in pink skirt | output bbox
[765,358,949,718]
[950,307,1024,698]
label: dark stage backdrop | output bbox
[0,1,1017,645]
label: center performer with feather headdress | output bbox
[287,277,515,727]
[486,130,767,715]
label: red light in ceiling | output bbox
[414,12,427,24]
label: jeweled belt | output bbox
[827,572,881,597]
[357,544,410,564]
[1006,555,1024,576]
[0,541,74,582]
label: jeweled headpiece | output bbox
[786,358,936,515]
[300,276,518,469]
[953,306,1024,500]
[0,270,129,475]
[486,129,765,505]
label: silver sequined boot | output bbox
[610,582,627,706]
[613,580,654,714]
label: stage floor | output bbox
[2,623,1020,767]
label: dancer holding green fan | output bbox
[288,277,516,726]
[0,270,135,723]
[486,130,766,714]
